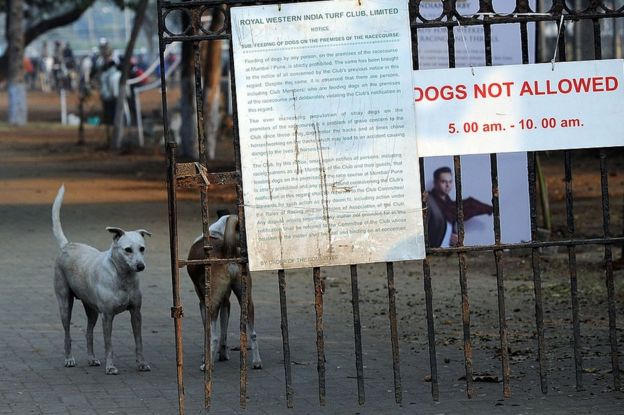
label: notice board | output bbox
[231,0,425,271]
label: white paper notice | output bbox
[416,0,536,68]
[231,0,424,271]
[415,59,624,157]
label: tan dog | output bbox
[187,215,262,370]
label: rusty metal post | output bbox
[202,260,212,410]
[448,15,474,398]
[166,141,185,415]
[527,151,548,393]
[278,269,294,407]
[591,10,622,394]
[350,265,365,405]
[240,267,249,408]
[490,154,511,398]
[412,2,440,399]
[599,150,621,391]
[564,151,583,391]
[386,262,402,404]
[482,21,512,398]
[420,160,439,401]
[159,0,184,411]
[191,35,215,409]
[454,156,475,398]
[313,267,326,405]
[224,5,251,407]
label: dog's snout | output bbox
[137,263,145,272]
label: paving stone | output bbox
[1,201,623,414]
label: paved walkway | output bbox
[1,200,623,414]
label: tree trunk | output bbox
[7,0,27,125]
[202,8,225,161]
[112,0,150,149]
[141,1,158,61]
[178,11,198,160]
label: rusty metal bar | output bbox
[166,141,185,415]
[420,160,439,401]
[412,4,438,399]
[222,5,251,405]
[159,0,624,23]
[386,262,402,404]
[162,34,229,44]
[226,7,249,262]
[590,6,621,393]
[564,151,583,391]
[527,151,548,394]
[421,257,439,400]
[175,165,239,188]
[599,150,621,391]
[313,267,326,406]
[426,236,624,254]
[517,21,543,398]
[447,16,456,69]
[448,9,473,400]
[278,269,294,407]
[483,19,511,399]
[159,0,184,410]
[490,154,511,398]
[191,37,214,410]
[350,265,365,405]
[454,156,474,398]
[180,258,247,267]
[240,267,249,408]
[202,248,212,410]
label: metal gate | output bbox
[157,1,624,413]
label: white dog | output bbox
[52,185,152,375]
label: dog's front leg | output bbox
[130,306,151,372]
[83,304,100,366]
[102,313,118,375]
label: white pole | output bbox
[124,8,131,42]
[135,92,144,147]
[60,88,67,125]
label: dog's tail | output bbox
[222,215,239,258]
[52,184,69,249]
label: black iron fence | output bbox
[157,1,624,413]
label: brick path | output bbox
[1,200,622,414]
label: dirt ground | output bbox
[1,91,623,413]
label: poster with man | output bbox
[424,155,531,247]
[416,0,534,247]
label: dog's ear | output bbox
[106,227,126,241]
[137,229,152,238]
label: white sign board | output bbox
[232,0,425,271]
[417,0,536,68]
[415,59,624,157]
